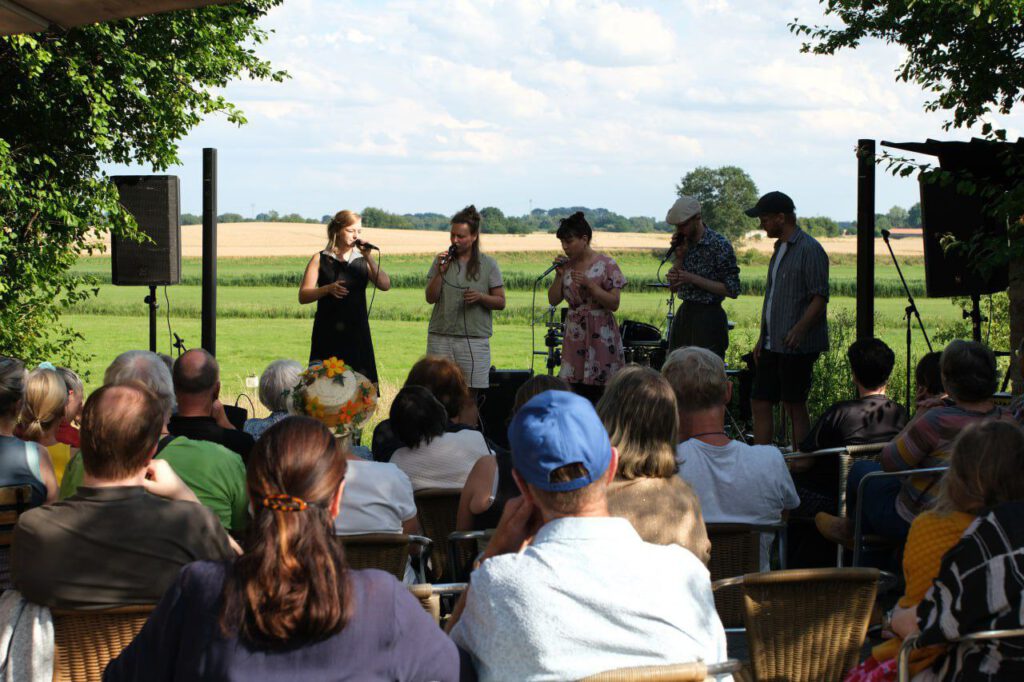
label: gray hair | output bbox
[56,366,83,396]
[941,340,997,403]
[104,350,176,419]
[661,346,729,412]
[259,359,303,413]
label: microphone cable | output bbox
[438,249,476,390]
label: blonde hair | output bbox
[20,368,67,442]
[596,366,678,480]
[325,210,360,251]
[661,347,729,413]
[934,420,1024,514]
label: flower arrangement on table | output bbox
[287,357,377,438]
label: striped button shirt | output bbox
[759,227,830,354]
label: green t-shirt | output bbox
[60,436,249,533]
[427,253,503,338]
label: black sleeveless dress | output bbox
[309,250,378,383]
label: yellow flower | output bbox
[322,357,346,378]
[305,396,326,420]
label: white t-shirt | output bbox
[676,438,799,570]
[333,460,417,535]
[763,240,788,351]
[390,430,492,490]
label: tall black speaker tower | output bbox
[111,175,181,286]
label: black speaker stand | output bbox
[145,285,159,353]
[882,230,933,412]
[966,293,984,342]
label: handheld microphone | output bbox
[354,239,379,251]
[540,256,569,278]
[659,242,678,264]
[442,244,457,264]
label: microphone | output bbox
[539,256,569,278]
[659,242,678,264]
[881,229,891,241]
[442,244,457,264]
[354,239,379,251]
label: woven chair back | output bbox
[706,523,762,628]
[337,533,410,581]
[414,489,461,581]
[51,605,154,682]
[742,567,879,682]
[838,443,886,518]
[0,484,32,548]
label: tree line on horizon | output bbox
[182,164,923,242]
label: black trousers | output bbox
[669,300,729,359]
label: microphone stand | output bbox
[881,229,933,411]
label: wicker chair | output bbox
[407,583,466,627]
[723,567,880,682]
[338,533,432,582]
[447,529,494,582]
[580,659,744,681]
[414,488,462,581]
[0,484,33,548]
[897,628,1024,682]
[706,523,784,630]
[51,605,154,682]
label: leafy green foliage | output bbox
[676,166,759,241]
[0,2,286,364]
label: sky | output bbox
[106,0,1022,222]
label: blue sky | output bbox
[106,0,1021,222]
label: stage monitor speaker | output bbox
[111,175,181,286]
[480,369,533,451]
[919,177,1008,298]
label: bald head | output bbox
[80,383,164,480]
[173,349,220,398]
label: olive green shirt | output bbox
[427,253,503,338]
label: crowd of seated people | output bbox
[0,336,1022,680]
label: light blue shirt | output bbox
[450,516,729,681]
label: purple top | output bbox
[104,562,460,681]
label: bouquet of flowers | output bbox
[288,357,377,437]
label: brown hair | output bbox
[451,205,482,281]
[940,340,997,403]
[597,366,678,480]
[326,210,360,251]
[511,375,570,416]
[19,368,67,442]
[79,383,164,480]
[526,462,608,515]
[220,416,350,647]
[934,420,1024,515]
[661,347,729,412]
[0,357,26,419]
[405,356,470,421]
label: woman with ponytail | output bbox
[425,205,505,392]
[19,366,74,485]
[106,416,459,681]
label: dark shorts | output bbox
[669,301,729,359]
[751,349,819,403]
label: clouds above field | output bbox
[107,0,1019,221]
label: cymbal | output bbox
[645,282,672,288]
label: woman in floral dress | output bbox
[547,211,627,403]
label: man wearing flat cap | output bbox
[746,191,829,448]
[448,391,728,681]
[664,195,741,358]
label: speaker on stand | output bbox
[479,369,533,451]
[110,176,181,353]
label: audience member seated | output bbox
[792,338,908,518]
[817,340,1016,548]
[61,351,249,534]
[456,374,569,531]
[243,359,302,440]
[843,420,1024,682]
[664,347,799,570]
[19,365,74,485]
[914,350,945,408]
[0,357,58,588]
[889,498,1024,681]
[55,366,83,449]
[598,365,711,563]
[12,382,234,609]
[389,385,490,490]
[105,416,459,681]
[372,356,483,462]
[169,349,255,461]
[448,390,727,680]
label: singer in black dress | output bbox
[300,211,391,383]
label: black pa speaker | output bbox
[479,369,533,450]
[919,177,1008,298]
[111,175,181,286]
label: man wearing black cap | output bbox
[745,191,829,448]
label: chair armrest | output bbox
[408,534,434,551]
[707,659,744,676]
[712,575,747,592]
[784,446,848,461]
[447,530,494,542]
[896,633,920,682]
[956,628,1024,643]
[846,443,887,456]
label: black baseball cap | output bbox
[745,191,795,217]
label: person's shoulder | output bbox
[178,559,231,594]
[480,252,500,268]
[163,437,243,467]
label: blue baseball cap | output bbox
[507,390,612,492]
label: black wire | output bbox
[366,249,381,318]
[439,257,475,388]
[163,285,172,355]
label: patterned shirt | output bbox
[916,501,1024,681]
[881,404,1015,522]
[759,227,830,354]
[674,226,740,305]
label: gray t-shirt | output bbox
[427,253,503,338]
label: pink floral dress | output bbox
[559,254,627,386]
